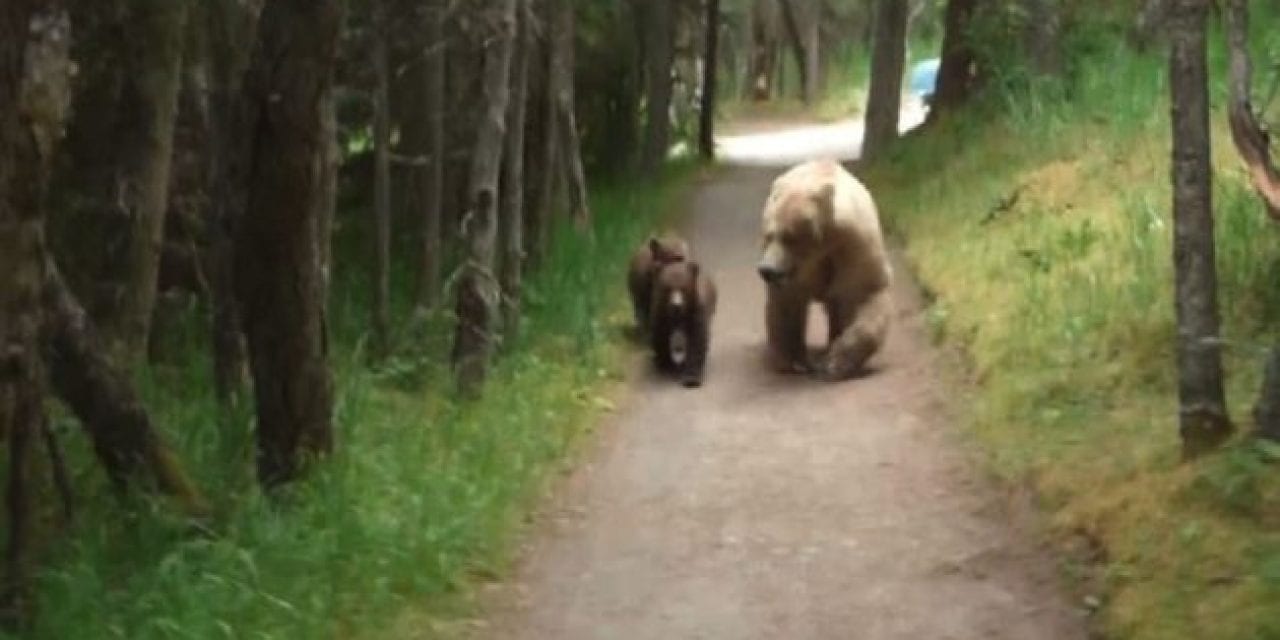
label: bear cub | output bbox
[650,260,717,387]
[627,234,690,335]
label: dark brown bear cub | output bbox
[650,261,717,387]
[627,234,690,335]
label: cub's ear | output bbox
[648,236,662,255]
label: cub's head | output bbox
[656,261,701,313]
[757,181,835,285]
[648,234,689,267]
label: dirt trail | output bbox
[478,130,1089,639]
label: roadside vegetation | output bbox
[863,4,1280,638]
[14,166,694,640]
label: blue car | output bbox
[909,58,940,106]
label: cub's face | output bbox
[757,188,829,285]
[656,262,701,314]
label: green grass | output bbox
[861,7,1280,639]
[14,164,698,640]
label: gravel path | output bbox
[477,120,1089,640]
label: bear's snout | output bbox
[757,263,786,284]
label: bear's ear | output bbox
[648,236,662,255]
[812,182,836,228]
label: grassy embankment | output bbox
[860,12,1280,640]
[14,166,696,639]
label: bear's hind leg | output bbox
[765,287,811,373]
[825,289,891,379]
[681,314,710,387]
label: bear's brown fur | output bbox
[650,260,717,387]
[627,234,690,335]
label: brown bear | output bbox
[627,234,690,335]
[650,260,717,387]
[756,159,892,379]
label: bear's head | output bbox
[757,181,835,285]
[648,234,689,266]
[655,261,702,315]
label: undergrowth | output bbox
[15,165,697,640]
[862,5,1280,639]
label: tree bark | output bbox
[927,0,977,123]
[550,0,591,228]
[237,0,340,488]
[414,0,447,312]
[0,3,71,623]
[778,0,819,103]
[527,0,560,269]
[84,0,190,359]
[371,0,393,358]
[205,0,260,406]
[1256,347,1280,441]
[315,85,338,313]
[863,0,908,160]
[1168,0,1232,458]
[501,0,532,343]
[641,0,676,176]
[452,0,519,396]
[1223,0,1280,220]
[698,0,720,160]
[746,0,781,101]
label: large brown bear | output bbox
[650,260,717,387]
[756,159,892,379]
[627,234,690,334]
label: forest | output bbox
[2,0,1280,638]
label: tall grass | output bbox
[863,3,1280,638]
[13,164,696,640]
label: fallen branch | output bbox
[41,262,207,515]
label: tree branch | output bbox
[1224,0,1280,220]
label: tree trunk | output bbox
[413,0,447,313]
[746,0,781,101]
[863,0,908,160]
[527,0,559,269]
[927,0,977,123]
[1223,0,1280,220]
[778,0,818,103]
[1168,0,1232,458]
[551,0,591,228]
[0,3,71,623]
[1256,347,1280,441]
[89,0,190,359]
[501,0,532,343]
[371,0,392,358]
[641,0,676,176]
[315,85,338,312]
[205,0,260,406]
[452,0,519,396]
[237,0,340,488]
[698,0,720,160]
[41,264,206,511]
